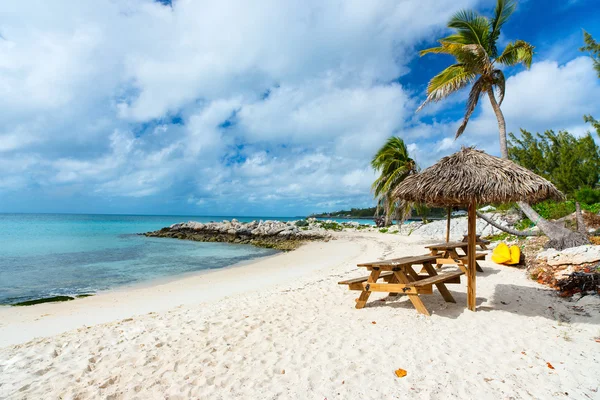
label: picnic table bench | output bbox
[338,254,464,316]
[425,242,485,272]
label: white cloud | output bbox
[15,0,600,215]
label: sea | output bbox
[0,213,374,305]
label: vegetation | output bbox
[371,137,418,225]
[575,187,600,205]
[309,207,376,218]
[581,31,600,78]
[417,0,533,159]
[508,129,600,195]
[484,232,517,242]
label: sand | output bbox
[1,231,599,399]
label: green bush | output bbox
[295,220,309,227]
[379,228,388,233]
[582,203,600,214]
[574,187,600,204]
[532,200,576,220]
[319,222,343,231]
[514,218,534,231]
[484,232,517,241]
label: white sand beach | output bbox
[1,231,599,399]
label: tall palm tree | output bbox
[417,0,533,159]
[371,137,418,225]
[417,0,589,249]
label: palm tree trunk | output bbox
[486,89,589,250]
[487,89,508,159]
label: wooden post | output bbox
[467,201,477,311]
[446,207,451,243]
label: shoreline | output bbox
[0,244,284,308]
[0,236,354,348]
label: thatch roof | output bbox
[393,147,564,207]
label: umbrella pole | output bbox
[446,207,451,243]
[467,201,477,311]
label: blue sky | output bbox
[1,0,599,217]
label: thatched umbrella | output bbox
[393,147,564,311]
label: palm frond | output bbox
[456,77,486,138]
[417,64,476,111]
[421,42,491,74]
[496,40,534,68]
[448,10,491,51]
[492,69,506,105]
[371,137,418,221]
[489,0,516,56]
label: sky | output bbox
[0,0,599,217]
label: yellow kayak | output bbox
[492,243,520,265]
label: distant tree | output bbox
[417,0,533,159]
[508,129,600,195]
[580,31,600,78]
[371,137,418,225]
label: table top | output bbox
[357,254,438,268]
[424,241,469,250]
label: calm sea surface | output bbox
[0,213,375,304]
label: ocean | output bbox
[0,213,374,305]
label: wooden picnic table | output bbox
[338,254,464,316]
[461,234,491,250]
[424,242,485,273]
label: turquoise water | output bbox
[0,214,300,304]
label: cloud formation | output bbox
[0,0,598,215]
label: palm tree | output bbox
[417,0,533,159]
[371,137,418,225]
[418,0,589,249]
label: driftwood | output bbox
[576,202,587,235]
[475,211,540,237]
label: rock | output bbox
[143,219,331,251]
[536,245,600,266]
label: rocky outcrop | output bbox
[536,245,600,266]
[144,219,331,251]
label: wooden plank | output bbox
[424,242,469,251]
[357,254,438,268]
[348,282,420,294]
[446,207,451,243]
[422,263,456,303]
[458,253,486,260]
[467,202,477,312]
[393,271,430,316]
[338,271,393,285]
[355,270,380,309]
[411,270,464,287]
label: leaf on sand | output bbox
[372,321,376,324]
[395,369,407,378]
[547,362,555,370]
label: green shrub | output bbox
[514,218,534,231]
[532,200,576,220]
[575,187,600,205]
[320,222,343,231]
[582,203,600,214]
[484,232,517,241]
[379,228,388,233]
[295,220,309,227]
